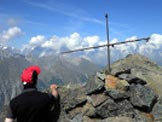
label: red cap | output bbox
[21,66,41,84]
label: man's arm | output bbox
[50,84,58,98]
[4,118,14,122]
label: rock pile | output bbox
[51,69,162,122]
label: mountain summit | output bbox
[111,54,162,96]
[47,54,162,122]
[1,54,162,122]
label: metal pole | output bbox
[105,13,111,73]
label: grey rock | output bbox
[96,99,118,118]
[152,97,162,122]
[111,68,131,76]
[86,76,104,95]
[64,98,87,112]
[129,84,158,112]
[111,68,120,76]
[87,93,109,107]
[116,99,135,117]
[96,99,134,118]
[118,74,147,85]
[117,74,134,81]
[58,86,87,112]
[102,116,135,122]
[134,110,154,122]
[96,72,106,81]
[68,107,83,119]
[127,77,147,85]
[70,114,83,122]
[105,89,129,100]
[82,103,97,117]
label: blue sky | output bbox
[0,0,161,48]
[0,0,162,66]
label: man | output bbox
[5,66,58,122]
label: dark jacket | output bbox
[6,88,56,122]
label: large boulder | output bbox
[105,89,129,100]
[96,99,135,118]
[82,102,96,117]
[129,84,158,112]
[86,74,104,95]
[105,75,129,91]
[104,75,130,100]
[134,110,154,122]
[118,74,147,85]
[58,85,87,112]
[87,93,109,107]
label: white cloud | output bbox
[84,36,99,47]
[67,32,82,49]
[23,33,162,66]
[29,35,46,45]
[138,34,162,55]
[41,35,63,52]
[125,36,137,41]
[149,34,162,48]
[111,38,119,43]
[0,26,22,43]
[136,34,162,65]
[24,32,102,55]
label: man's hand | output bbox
[50,84,58,98]
[4,118,14,122]
[50,84,58,90]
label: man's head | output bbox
[21,66,41,88]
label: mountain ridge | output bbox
[1,52,162,121]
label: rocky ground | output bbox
[48,68,162,122]
[1,54,162,122]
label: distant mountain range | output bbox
[0,45,100,110]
